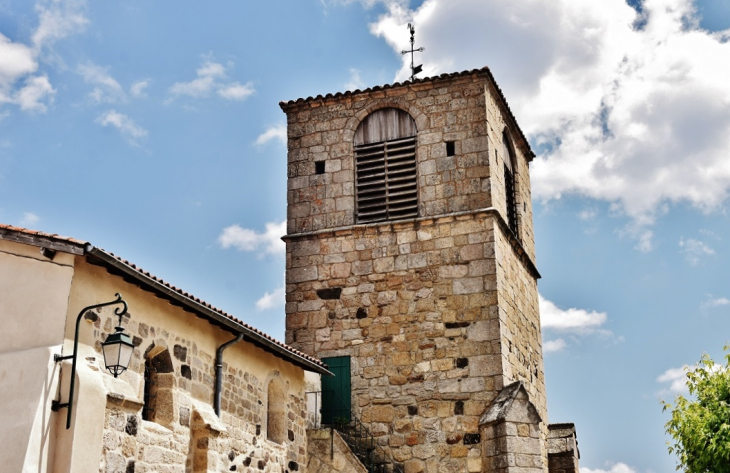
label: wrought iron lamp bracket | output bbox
[52,293,129,429]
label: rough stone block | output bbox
[466,320,498,341]
[352,261,373,276]
[404,459,425,473]
[453,277,483,294]
[439,265,468,279]
[469,355,502,377]
[287,266,318,283]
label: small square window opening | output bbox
[315,161,325,174]
[446,141,455,157]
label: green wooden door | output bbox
[321,356,351,425]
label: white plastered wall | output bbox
[0,239,75,473]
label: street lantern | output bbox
[53,293,131,429]
[101,325,134,377]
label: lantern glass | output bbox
[102,330,134,378]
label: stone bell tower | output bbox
[280,68,563,473]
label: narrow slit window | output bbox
[315,161,325,175]
[354,108,418,223]
[502,131,518,235]
[446,141,455,157]
[142,358,156,421]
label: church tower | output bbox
[280,68,562,473]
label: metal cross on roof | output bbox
[401,23,424,82]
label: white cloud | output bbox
[581,463,638,473]
[543,338,566,353]
[367,0,444,81]
[32,0,88,48]
[130,80,149,98]
[218,220,286,256]
[0,34,37,82]
[0,35,53,111]
[578,207,597,221]
[255,124,287,146]
[95,110,148,144]
[168,59,255,102]
[658,362,726,396]
[256,285,286,311]
[679,237,715,265]
[169,61,225,98]
[20,212,40,226]
[345,68,365,91]
[634,229,654,253]
[14,75,55,112]
[540,294,614,352]
[699,228,720,240]
[217,82,255,101]
[701,295,730,309]
[0,0,86,114]
[540,295,608,334]
[368,0,730,234]
[657,366,689,394]
[78,63,125,103]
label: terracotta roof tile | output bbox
[96,249,327,370]
[0,222,88,246]
[0,223,327,371]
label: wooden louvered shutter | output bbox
[354,109,418,223]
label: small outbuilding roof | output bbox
[0,223,331,375]
[479,380,542,426]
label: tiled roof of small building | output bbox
[0,222,88,246]
[0,223,329,374]
[280,66,535,159]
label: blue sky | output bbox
[2,1,729,472]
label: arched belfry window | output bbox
[354,108,418,223]
[502,131,518,235]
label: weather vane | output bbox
[401,23,424,81]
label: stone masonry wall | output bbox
[547,424,579,473]
[285,213,510,472]
[306,429,368,473]
[494,226,547,466]
[83,308,308,473]
[281,70,536,264]
[482,80,536,264]
[283,74,492,237]
[282,70,544,473]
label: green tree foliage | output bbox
[662,348,730,472]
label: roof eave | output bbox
[86,246,332,376]
[0,225,86,255]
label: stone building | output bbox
[280,67,579,472]
[0,66,580,473]
[0,223,336,473]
